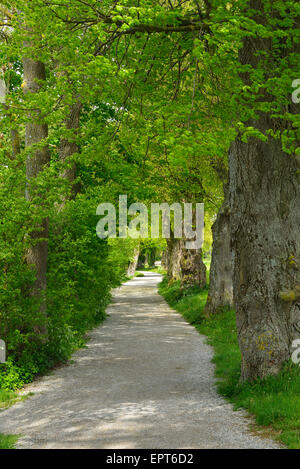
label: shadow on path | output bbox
[0,272,280,449]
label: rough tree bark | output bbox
[161,249,168,272]
[230,137,300,381]
[23,56,50,336]
[180,245,206,288]
[204,185,233,315]
[127,245,140,277]
[166,236,206,288]
[230,0,300,381]
[166,237,182,280]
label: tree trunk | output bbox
[204,185,233,315]
[230,134,300,382]
[127,245,140,277]
[166,236,206,288]
[229,0,300,382]
[180,245,206,288]
[161,249,168,271]
[59,101,82,199]
[166,237,181,280]
[23,56,50,336]
[230,5,300,380]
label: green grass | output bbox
[0,433,19,449]
[0,390,21,449]
[203,257,211,284]
[159,276,300,449]
[139,265,167,275]
[0,389,24,410]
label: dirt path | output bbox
[0,272,279,449]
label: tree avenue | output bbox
[0,0,299,397]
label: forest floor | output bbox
[0,272,280,449]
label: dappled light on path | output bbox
[0,272,279,449]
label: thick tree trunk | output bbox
[166,237,181,280]
[230,134,300,381]
[166,236,206,288]
[23,56,50,336]
[180,246,206,288]
[59,101,82,199]
[161,249,168,271]
[204,186,233,315]
[229,0,300,382]
[127,245,140,277]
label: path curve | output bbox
[0,272,280,449]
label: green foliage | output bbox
[159,277,300,449]
[0,2,298,447]
[0,186,136,390]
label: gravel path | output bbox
[0,272,280,449]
